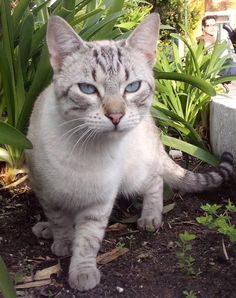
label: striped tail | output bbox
[163,152,234,193]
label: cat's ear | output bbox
[47,16,85,72]
[126,13,160,66]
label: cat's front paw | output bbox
[69,267,101,291]
[51,239,71,256]
[137,214,162,232]
[32,221,53,239]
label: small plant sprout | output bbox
[196,200,236,244]
[116,241,126,249]
[183,290,198,298]
[175,231,197,275]
[126,234,136,249]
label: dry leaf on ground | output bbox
[97,247,129,265]
[106,223,128,232]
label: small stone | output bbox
[141,241,151,247]
[167,241,175,249]
[209,261,215,266]
[116,286,124,293]
[169,150,183,160]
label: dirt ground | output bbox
[0,167,236,298]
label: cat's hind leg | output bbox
[137,175,163,231]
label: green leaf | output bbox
[229,229,236,243]
[226,200,236,213]
[0,256,17,298]
[196,215,214,227]
[179,231,196,242]
[18,13,34,79]
[81,11,124,40]
[200,203,222,214]
[213,75,236,85]
[154,71,216,96]
[0,148,13,165]
[12,0,30,30]
[0,46,15,125]
[0,121,32,149]
[152,105,205,148]
[161,134,219,166]
[17,45,52,133]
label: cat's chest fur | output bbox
[27,86,160,209]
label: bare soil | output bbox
[0,167,236,298]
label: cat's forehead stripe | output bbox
[92,45,124,75]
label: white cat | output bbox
[26,13,233,291]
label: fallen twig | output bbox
[222,238,229,261]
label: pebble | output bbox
[169,150,183,160]
[167,241,175,249]
[209,261,215,266]
[116,286,124,293]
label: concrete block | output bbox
[210,95,236,158]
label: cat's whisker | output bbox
[79,129,98,156]
[59,123,88,143]
[69,128,93,158]
[58,117,86,127]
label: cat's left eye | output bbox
[125,81,141,93]
[78,83,97,95]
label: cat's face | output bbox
[47,14,160,134]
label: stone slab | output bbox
[210,95,236,158]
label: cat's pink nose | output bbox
[106,113,124,126]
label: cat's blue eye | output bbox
[125,81,141,93]
[78,83,97,94]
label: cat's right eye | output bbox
[78,83,97,95]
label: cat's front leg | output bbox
[138,175,163,231]
[69,202,113,292]
[42,208,74,257]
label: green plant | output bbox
[0,256,17,298]
[153,28,236,165]
[183,290,198,298]
[175,231,197,275]
[116,238,126,248]
[0,0,128,169]
[196,201,236,244]
[116,0,152,31]
[126,234,136,249]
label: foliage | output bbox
[154,29,236,165]
[0,256,17,298]
[147,0,202,35]
[116,0,152,31]
[0,0,127,169]
[196,201,236,244]
[147,0,202,56]
[175,231,197,275]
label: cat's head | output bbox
[47,13,160,134]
